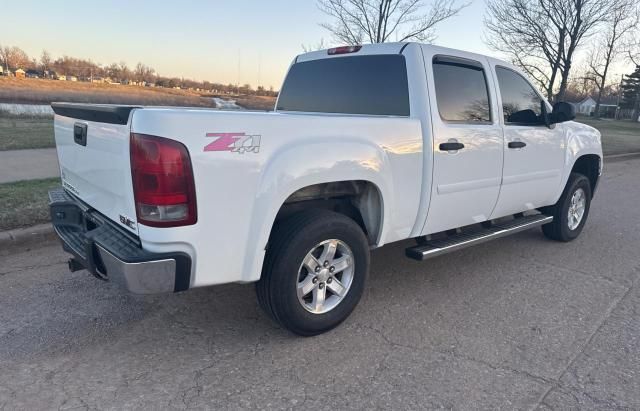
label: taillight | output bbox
[130,133,197,227]
[327,45,362,55]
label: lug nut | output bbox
[314,266,321,273]
[319,282,325,289]
[323,260,329,267]
[329,266,335,273]
[312,277,318,284]
[327,277,333,284]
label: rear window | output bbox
[276,54,409,116]
[432,56,491,123]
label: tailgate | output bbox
[51,103,140,235]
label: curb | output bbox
[603,152,640,162]
[0,223,57,256]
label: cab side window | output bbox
[496,67,544,126]
[432,56,491,123]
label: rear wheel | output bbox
[256,209,369,336]
[541,172,592,242]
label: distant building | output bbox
[14,68,26,79]
[68,76,78,82]
[0,66,4,75]
[571,96,618,117]
[57,74,67,81]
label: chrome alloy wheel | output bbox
[296,239,355,314]
[567,188,586,230]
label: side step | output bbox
[406,214,553,261]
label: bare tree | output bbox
[628,27,640,65]
[0,46,9,73]
[118,62,131,82]
[0,45,30,72]
[317,0,468,45]
[40,50,52,72]
[586,1,639,117]
[301,38,327,52]
[134,63,156,83]
[485,0,619,102]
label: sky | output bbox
[0,0,494,88]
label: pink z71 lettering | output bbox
[204,132,261,154]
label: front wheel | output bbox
[256,209,370,336]
[541,172,592,242]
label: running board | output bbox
[406,214,553,261]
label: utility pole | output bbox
[257,53,261,94]
[615,74,623,120]
[237,49,241,96]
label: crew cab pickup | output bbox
[49,43,602,335]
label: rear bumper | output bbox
[49,187,191,294]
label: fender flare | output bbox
[555,123,602,202]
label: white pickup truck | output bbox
[49,42,602,335]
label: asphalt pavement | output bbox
[0,158,638,410]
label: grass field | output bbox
[0,178,60,231]
[0,116,54,150]
[0,77,216,107]
[0,79,276,150]
[233,95,276,110]
[576,116,640,156]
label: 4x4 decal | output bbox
[204,132,261,154]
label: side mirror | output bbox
[549,102,575,124]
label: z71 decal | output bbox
[204,132,261,154]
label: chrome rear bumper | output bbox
[49,187,191,294]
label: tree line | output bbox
[0,45,277,96]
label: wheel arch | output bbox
[570,154,601,198]
[273,180,385,246]
[241,138,394,283]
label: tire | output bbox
[541,172,592,242]
[256,209,370,336]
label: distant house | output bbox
[0,66,4,75]
[571,96,618,117]
[57,74,67,81]
[68,76,78,82]
[14,68,26,79]
[571,96,596,115]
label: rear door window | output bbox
[276,54,409,116]
[432,56,492,123]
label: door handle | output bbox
[439,142,465,151]
[508,141,526,149]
